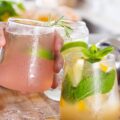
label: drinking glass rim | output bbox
[6,18,55,35]
[8,18,53,29]
[8,18,86,29]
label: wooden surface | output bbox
[0,87,59,120]
[0,87,120,120]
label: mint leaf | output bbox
[101,69,116,93]
[96,46,113,59]
[62,69,115,103]
[82,48,91,59]
[81,44,114,63]
[82,47,101,63]
[17,2,25,11]
[89,44,98,54]
[62,74,94,103]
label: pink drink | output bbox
[0,18,55,93]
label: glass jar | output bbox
[60,53,120,120]
[0,18,55,93]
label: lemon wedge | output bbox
[72,59,84,87]
[100,63,109,72]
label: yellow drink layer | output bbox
[60,93,120,120]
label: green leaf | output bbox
[87,58,101,63]
[62,69,115,103]
[62,74,94,103]
[17,2,25,11]
[101,70,116,93]
[0,0,16,4]
[0,1,25,21]
[81,44,114,63]
[89,44,98,54]
[82,48,91,59]
[96,46,114,59]
[0,1,18,16]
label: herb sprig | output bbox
[0,0,25,21]
[62,69,115,103]
[48,16,73,38]
[82,44,114,63]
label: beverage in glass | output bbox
[0,18,55,93]
[60,52,120,120]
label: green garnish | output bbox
[61,41,88,52]
[82,44,114,63]
[62,69,116,103]
[30,48,54,60]
[0,0,25,21]
[61,41,114,63]
[48,16,73,38]
[61,42,115,103]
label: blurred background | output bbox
[1,0,120,34]
[0,0,120,81]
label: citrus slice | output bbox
[61,41,88,56]
[100,63,110,72]
[30,48,54,60]
[72,59,84,87]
